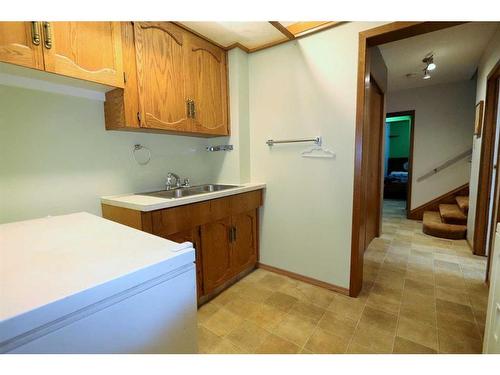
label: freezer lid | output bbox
[0,212,195,344]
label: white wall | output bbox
[387,80,476,209]
[248,22,385,288]
[0,84,224,224]
[210,48,251,185]
[468,26,500,245]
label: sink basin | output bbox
[138,184,240,199]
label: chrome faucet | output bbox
[165,172,181,190]
[165,172,190,190]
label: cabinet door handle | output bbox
[191,100,196,119]
[31,22,41,46]
[232,227,237,242]
[186,99,192,118]
[228,226,233,242]
[42,22,52,49]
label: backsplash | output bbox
[0,84,223,223]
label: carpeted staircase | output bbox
[422,195,469,240]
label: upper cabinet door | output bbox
[134,22,190,131]
[186,34,229,136]
[0,22,44,70]
[41,22,124,87]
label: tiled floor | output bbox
[197,199,489,354]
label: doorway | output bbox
[350,21,467,297]
[383,111,415,215]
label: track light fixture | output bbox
[422,54,436,79]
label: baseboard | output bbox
[408,183,469,220]
[257,263,350,296]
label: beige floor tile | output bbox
[254,334,300,354]
[257,273,292,290]
[404,279,435,297]
[237,284,274,303]
[436,298,475,322]
[397,316,438,350]
[437,312,481,341]
[226,320,270,352]
[263,291,298,312]
[197,302,220,325]
[272,313,317,347]
[203,308,243,337]
[224,298,263,318]
[346,342,379,354]
[365,284,402,315]
[438,331,482,353]
[295,283,336,308]
[209,338,246,354]
[318,311,357,339]
[350,324,395,353]
[198,325,223,354]
[247,303,288,330]
[288,300,326,323]
[327,294,365,320]
[358,306,398,335]
[435,286,470,306]
[304,328,350,354]
[393,337,436,354]
[400,299,436,327]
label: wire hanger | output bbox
[301,138,335,159]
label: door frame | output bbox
[385,110,416,216]
[476,59,500,278]
[365,75,386,245]
[349,22,466,297]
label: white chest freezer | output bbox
[0,212,197,354]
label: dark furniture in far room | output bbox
[384,157,408,200]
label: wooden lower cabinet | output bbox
[101,189,263,303]
[200,217,233,294]
[231,210,258,276]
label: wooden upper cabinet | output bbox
[41,22,124,87]
[186,34,229,136]
[134,22,190,131]
[0,22,44,70]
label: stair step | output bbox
[455,195,469,215]
[439,204,467,225]
[423,211,467,240]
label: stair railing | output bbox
[416,148,473,182]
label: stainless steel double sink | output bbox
[138,184,239,199]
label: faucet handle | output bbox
[183,178,190,187]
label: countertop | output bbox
[0,212,194,325]
[100,182,266,212]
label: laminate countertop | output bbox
[101,182,266,212]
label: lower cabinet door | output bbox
[231,210,258,275]
[200,217,233,294]
[166,228,203,299]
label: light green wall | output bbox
[387,116,411,158]
[0,84,224,224]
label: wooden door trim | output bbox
[476,59,500,265]
[369,76,385,240]
[350,22,467,297]
[386,110,416,216]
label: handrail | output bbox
[417,148,472,182]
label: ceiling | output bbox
[378,22,500,92]
[179,21,340,52]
